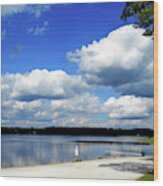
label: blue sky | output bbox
[2,2,135,74]
[1,3,154,129]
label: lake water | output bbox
[1,135,153,168]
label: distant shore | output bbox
[1,156,153,180]
[1,126,154,137]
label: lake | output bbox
[1,135,153,168]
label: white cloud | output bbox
[28,21,48,36]
[51,93,104,114]
[28,5,50,18]
[2,69,89,102]
[1,4,50,18]
[67,25,153,97]
[1,69,153,128]
[2,69,106,127]
[1,23,154,129]
[2,69,99,126]
[1,92,105,127]
[1,83,153,128]
[2,99,43,121]
[1,5,27,16]
[97,119,153,129]
[105,95,153,119]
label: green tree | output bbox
[121,1,154,36]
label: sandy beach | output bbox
[1,156,153,180]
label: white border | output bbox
[1,0,163,185]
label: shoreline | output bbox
[1,156,153,180]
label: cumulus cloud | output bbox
[1,69,89,101]
[1,24,154,129]
[105,95,153,119]
[1,92,106,127]
[1,68,153,128]
[28,21,48,36]
[2,99,43,121]
[51,93,104,114]
[98,119,153,129]
[50,93,107,127]
[1,82,153,129]
[2,69,102,126]
[1,4,50,18]
[67,25,154,97]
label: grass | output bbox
[138,173,154,181]
[140,137,154,144]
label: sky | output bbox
[1,3,154,129]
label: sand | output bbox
[1,156,153,180]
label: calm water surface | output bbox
[1,135,153,168]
